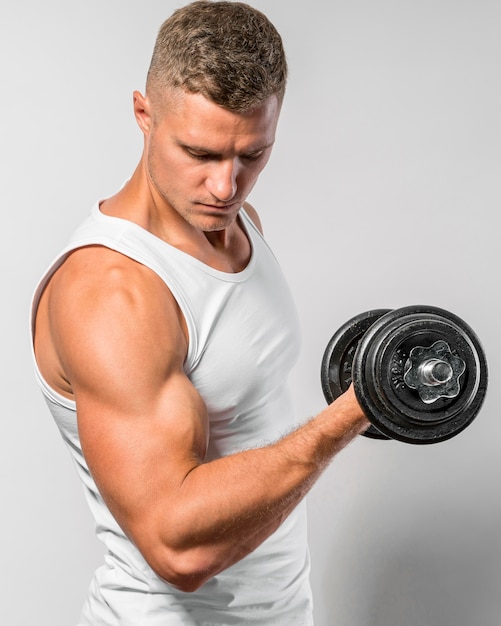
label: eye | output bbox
[186,149,212,161]
[241,150,264,162]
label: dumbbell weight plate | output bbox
[321,309,391,439]
[352,305,488,444]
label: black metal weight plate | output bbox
[321,309,391,440]
[352,305,488,444]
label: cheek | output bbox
[149,146,192,187]
[241,160,269,190]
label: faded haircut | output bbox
[146,1,288,112]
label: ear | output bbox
[133,91,152,134]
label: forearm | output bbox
[144,391,367,588]
[184,394,365,537]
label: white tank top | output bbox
[31,203,313,625]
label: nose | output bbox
[206,159,238,202]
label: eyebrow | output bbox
[178,140,275,157]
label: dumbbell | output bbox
[320,305,488,444]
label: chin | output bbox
[201,217,235,233]
[191,210,239,233]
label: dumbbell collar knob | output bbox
[403,340,466,404]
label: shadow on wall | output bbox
[323,497,501,626]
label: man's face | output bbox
[142,89,281,233]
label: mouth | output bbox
[197,201,241,213]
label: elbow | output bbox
[164,566,212,594]
[129,515,249,592]
[145,544,223,592]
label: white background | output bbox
[1,1,500,624]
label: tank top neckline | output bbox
[92,202,257,283]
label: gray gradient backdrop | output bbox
[2,1,500,624]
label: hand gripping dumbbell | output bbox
[320,305,488,444]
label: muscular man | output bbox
[31,2,368,624]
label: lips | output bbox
[198,201,240,212]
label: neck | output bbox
[100,161,251,273]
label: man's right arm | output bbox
[35,245,368,592]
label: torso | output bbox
[31,201,311,624]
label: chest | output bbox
[183,244,301,429]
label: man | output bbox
[31,2,368,624]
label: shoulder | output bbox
[55,244,184,335]
[49,245,173,321]
[242,201,263,234]
[54,244,165,294]
[39,245,187,394]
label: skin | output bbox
[34,87,369,593]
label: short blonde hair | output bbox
[146,1,288,112]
